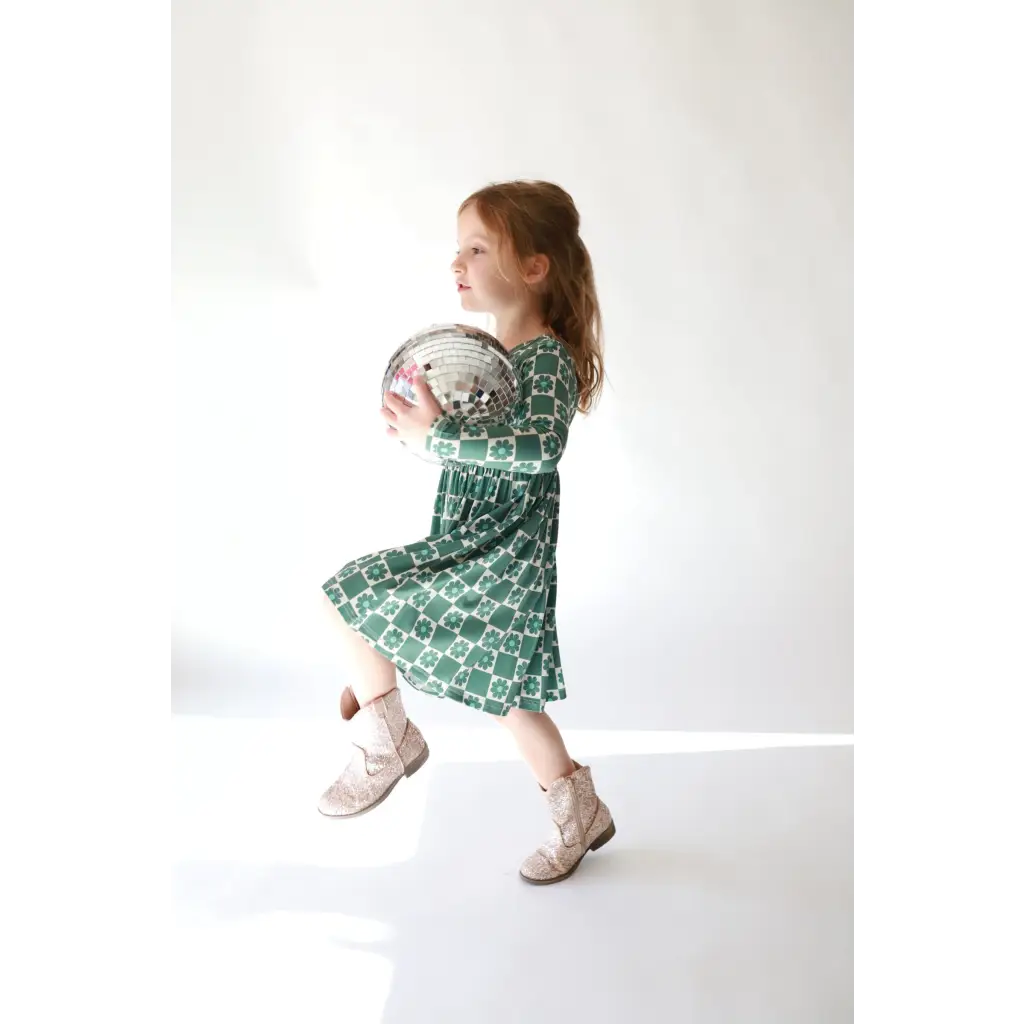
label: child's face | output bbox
[452,204,522,317]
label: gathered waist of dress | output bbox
[439,461,559,484]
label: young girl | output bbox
[319,180,614,885]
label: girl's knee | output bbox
[490,710,529,728]
[494,707,539,729]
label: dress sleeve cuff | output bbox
[424,414,448,454]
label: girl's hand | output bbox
[380,375,443,448]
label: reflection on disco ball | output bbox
[381,324,521,464]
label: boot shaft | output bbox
[545,763,598,849]
[350,686,408,754]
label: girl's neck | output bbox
[494,310,552,352]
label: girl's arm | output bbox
[424,338,578,474]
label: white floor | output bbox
[173,715,853,1023]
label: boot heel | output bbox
[589,820,616,852]
[404,744,430,778]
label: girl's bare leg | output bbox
[322,595,396,707]
[494,707,576,789]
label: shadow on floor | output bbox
[174,746,852,1023]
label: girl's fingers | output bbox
[383,391,413,412]
[412,375,441,413]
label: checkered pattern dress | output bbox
[322,335,578,716]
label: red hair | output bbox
[460,180,605,414]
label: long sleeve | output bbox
[424,337,578,474]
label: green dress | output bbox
[322,335,579,716]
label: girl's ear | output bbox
[522,253,550,286]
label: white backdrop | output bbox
[173,0,851,732]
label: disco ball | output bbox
[382,323,522,464]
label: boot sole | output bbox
[318,744,430,820]
[519,819,617,886]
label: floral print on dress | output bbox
[322,337,575,715]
